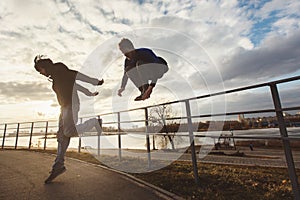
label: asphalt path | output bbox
[0,150,181,200]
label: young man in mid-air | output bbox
[34,55,104,184]
[117,38,168,101]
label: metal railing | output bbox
[1,75,300,199]
[1,120,58,150]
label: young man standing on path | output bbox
[117,38,168,101]
[34,55,104,184]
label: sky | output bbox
[0,0,300,124]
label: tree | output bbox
[149,104,176,150]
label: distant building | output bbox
[238,114,245,122]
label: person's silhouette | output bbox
[34,55,104,183]
[117,38,168,101]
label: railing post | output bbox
[78,118,83,153]
[144,108,151,168]
[185,100,199,185]
[117,112,122,161]
[43,121,48,150]
[28,122,34,149]
[15,123,20,149]
[78,136,81,153]
[97,116,101,156]
[2,124,7,149]
[270,83,300,200]
[152,135,156,150]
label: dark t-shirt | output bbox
[48,63,78,106]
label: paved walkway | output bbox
[0,150,181,200]
[197,147,300,168]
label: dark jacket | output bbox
[121,48,168,88]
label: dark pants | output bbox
[126,63,167,90]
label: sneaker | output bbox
[141,87,153,100]
[98,79,104,85]
[44,167,66,184]
[136,84,149,101]
[134,95,143,101]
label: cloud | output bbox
[221,30,300,83]
[0,81,54,103]
[278,83,300,108]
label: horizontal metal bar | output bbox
[120,119,147,124]
[115,106,296,123]
[0,120,57,126]
[271,75,300,85]
[101,121,118,125]
[101,132,300,141]
[161,116,187,121]
[282,106,300,111]
[191,109,276,119]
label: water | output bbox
[0,134,154,149]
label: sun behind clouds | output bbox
[34,101,60,120]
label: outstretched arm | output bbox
[75,83,98,96]
[77,72,104,86]
[118,72,128,97]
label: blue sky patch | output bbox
[249,10,281,46]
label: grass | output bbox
[134,162,294,200]
[14,148,298,200]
